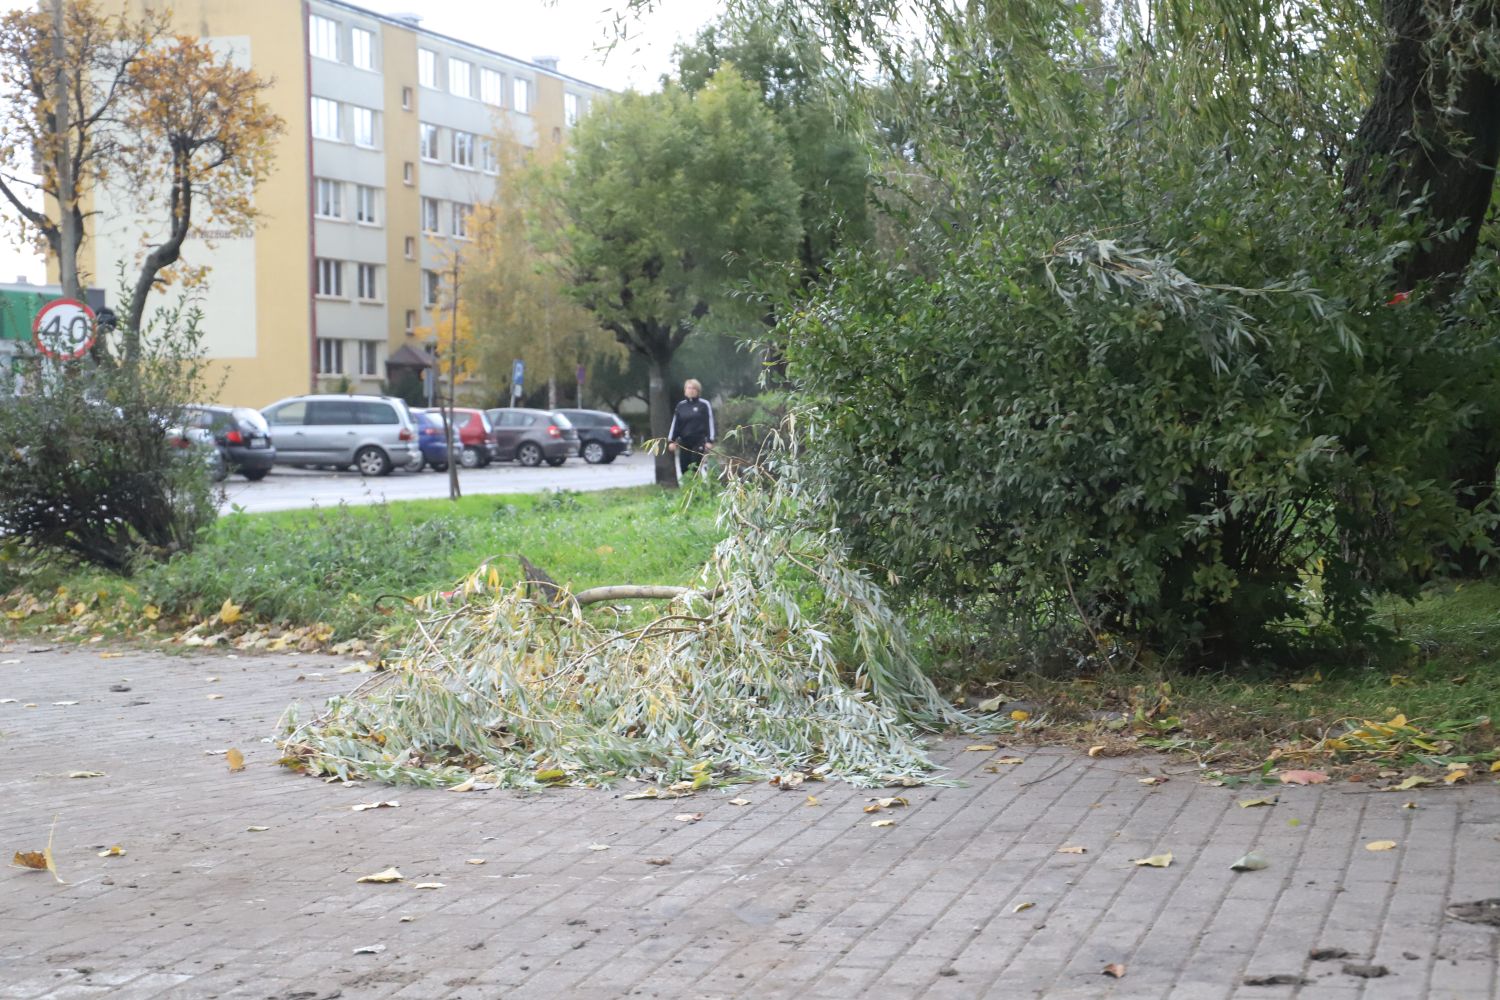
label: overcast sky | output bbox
[0,0,722,285]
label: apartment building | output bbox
[86,0,607,407]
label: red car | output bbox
[446,407,496,468]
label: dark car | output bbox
[555,409,632,464]
[484,408,580,467]
[408,409,457,472]
[183,405,275,480]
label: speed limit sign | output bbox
[32,298,98,361]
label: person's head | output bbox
[683,379,701,399]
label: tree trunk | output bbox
[1343,0,1500,291]
[647,355,676,487]
[50,0,80,301]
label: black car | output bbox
[555,409,633,465]
[184,405,276,480]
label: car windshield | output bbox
[551,413,574,429]
[231,407,269,432]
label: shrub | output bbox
[0,303,217,573]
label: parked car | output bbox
[555,409,632,465]
[483,408,580,467]
[444,407,496,468]
[408,408,459,472]
[182,404,275,480]
[164,423,227,482]
[260,394,418,477]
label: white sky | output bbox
[0,0,722,286]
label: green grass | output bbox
[1,487,722,639]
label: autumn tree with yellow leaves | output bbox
[0,0,281,359]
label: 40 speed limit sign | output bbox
[32,298,98,361]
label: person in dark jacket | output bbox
[667,379,715,477]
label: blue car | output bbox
[409,409,456,472]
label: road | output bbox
[221,451,655,513]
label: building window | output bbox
[404,236,416,259]
[418,48,437,88]
[448,58,472,98]
[310,97,340,140]
[314,178,342,219]
[480,67,503,106]
[479,138,497,174]
[315,258,344,297]
[452,202,471,239]
[564,92,580,127]
[512,78,532,114]
[422,269,440,307]
[419,122,439,161]
[351,27,373,70]
[401,86,413,110]
[309,15,338,61]
[402,161,414,185]
[421,197,439,233]
[356,263,379,301]
[358,341,379,376]
[352,106,376,148]
[317,337,344,374]
[452,131,474,169]
[404,309,416,335]
[354,184,378,224]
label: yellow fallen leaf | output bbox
[449,777,477,793]
[142,605,160,621]
[965,745,998,752]
[97,846,125,857]
[1087,746,1106,757]
[623,787,663,800]
[1012,901,1034,912]
[1010,710,1031,722]
[804,795,820,807]
[13,850,48,870]
[871,819,895,827]
[1444,767,1471,784]
[1490,760,1500,773]
[1056,845,1087,854]
[219,599,242,625]
[1400,802,1417,810]
[992,757,1025,766]
[466,858,486,865]
[1133,852,1173,867]
[1365,840,1398,852]
[1139,776,1168,786]
[1237,796,1278,808]
[1394,776,1432,790]
[226,749,245,772]
[356,867,404,883]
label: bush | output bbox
[713,391,790,465]
[0,304,217,572]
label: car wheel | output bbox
[356,446,393,477]
[516,442,544,467]
[405,452,425,473]
[581,441,606,464]
[431,461,447,472]
[210,451,228,483]
[600,454,617,464]
[241,467,270,481]
[460,446,480,469]
[545,455,567,467]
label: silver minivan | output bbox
[260,394,418,476]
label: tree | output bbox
[543,67,802,485]
[0,0,282,358]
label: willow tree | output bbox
[542,66,802,485]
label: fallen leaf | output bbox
[1087,745,1106,757]
[976,695,1005,712]
[1365,840,1398,852]
[1012,901,1034,913]
[965,745,998,752]
[534,768,568,784]
[449,777,477,793]
[351,801,399,812]
[1133,852,1173,868]
[1308,947,1352,961]
[143,605,160,621]
[728,798,751,806]
[0,698,15,704]
[12,850,47,870]
[206,694,223,701]
[1238,796,1278,808]
[246,826,269,832]
[1443,766,1471,784]
[1231,851,1269,872]
[219,599,242,625]
[53,701,79,706]
[1010,710,1031,722]
[1103,963,1126,979]
[674,813,703,823]
[871,819,895,827]
[1341,963,1390,979]
[1490,760,1500,773]
[624,787,662,800]
[804,796,820,807]
[466,858,486,865]
[1401,802,1417,810]
[866,796,909,811]
[1138,776,1168,786]
[1279,770,1330,785]
[1244,974,1311,986]
[352,944,385,955]
[97,846,125,857]
[1056,845,1087,855]
[399,915,415,923]
[884,776,922,787]
[413,882,445,889]
[992,757,1025,766]
[225,749,245,772]
[644,857,671,866]
[772,772,804,790]
[67,771,105,779]
[356,867,404,883]
[1394,775,1432,791]
[587,844,609,852]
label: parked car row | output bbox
[171,394,634,480]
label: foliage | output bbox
[541,65,802,483]
[0,300,217,573]
[279,455,987,790]
[774,2,1500,663]
[711,391,791,465]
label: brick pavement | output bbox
[1,641,1497,999]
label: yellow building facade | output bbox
[84,0,607,408]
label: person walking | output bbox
[667,378,715,478]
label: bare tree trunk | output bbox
[1343,0,1500,292]
[50,0,80,301]
[647,355,675,487]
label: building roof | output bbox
[387,343,435,368]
